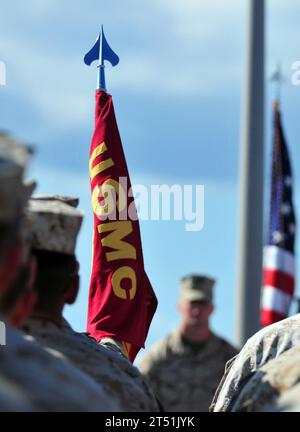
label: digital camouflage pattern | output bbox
[139,329,237,412]
[27,197,83,255]
[229,344,300,411]
[23,317,161,412]
[265,381,300,412]
[0,136,119,412]
[211,313,300,412]
[0,324,119,411]
[180,275,215,303]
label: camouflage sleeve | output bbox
[209,354,238,412]
[99,337,163,412]
[265,382,300,412]
[230,345,300,412]
[212,317,300,413]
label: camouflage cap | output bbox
[26,195,83,255]
[32,194,79,208]
[0,132,34,223]
[0,131,33,168]
[179,274,215,303]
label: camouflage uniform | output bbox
[0,359,33,412]
[23,195,160,412]
[211,313,300,412]
[23,317,160,411]
[0,324,119,411]
[229,344,300,412]
[139,329,237,411]
[0,133,119,412]
[266,382,300,412]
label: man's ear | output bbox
[209,303,215,316]
[9,289,37,328]
[64,276,79,305]
[0,243,23,297]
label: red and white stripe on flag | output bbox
[261,245,295,326]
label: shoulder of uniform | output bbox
[233,313,300,368]
[151,332,174,352]
[247,313,300,348]
[231,348,300,411]
[261,345,300,379]
[211,332,239,355]
[138,333,173,371]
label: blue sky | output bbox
[1,0,300,362]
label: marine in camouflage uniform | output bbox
[228,344,300,412]
[210,312,300,412]
[0,133,119,412]
[139,275,238,411]
[23,195,160,412]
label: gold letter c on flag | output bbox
[111,266,137,300]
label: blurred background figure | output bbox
[139,275,238,411]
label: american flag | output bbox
[260,101,296,326]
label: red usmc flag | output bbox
[87,90,157,361]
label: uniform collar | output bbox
[23,316,72,334]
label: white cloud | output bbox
[1,0,300,129]
[0,0,247,129]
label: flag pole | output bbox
[270,62,285,106]
[236,0,265,347]
[83,29,158,362]
[83,25,120,91]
